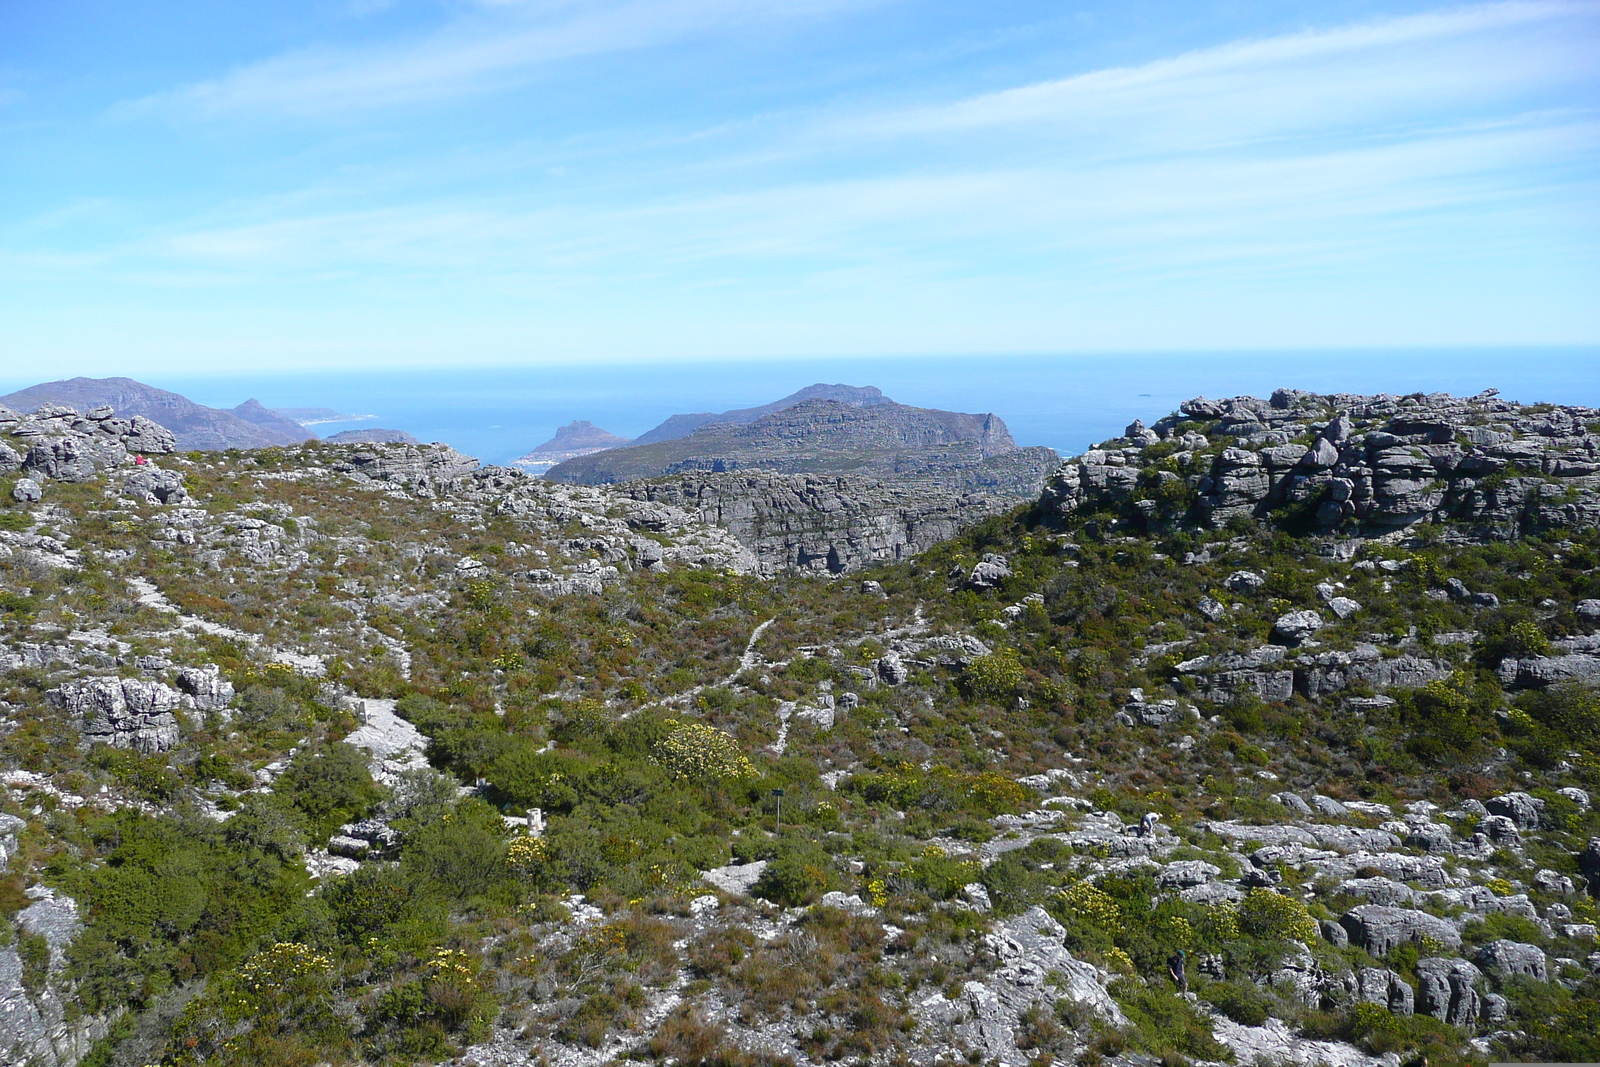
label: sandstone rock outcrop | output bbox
[48,677,183,752]
[0,403,175,484]
[1042,389,1600,536]
[1340,904,1461,956]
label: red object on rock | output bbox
[135,454,147,465]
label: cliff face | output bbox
[1043,388,1600,536]
[618,470,1024,576]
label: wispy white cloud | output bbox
[137,108,1596,284]
[22,0,1595,356]
[831,1,1599,148]
[123,0,883,117]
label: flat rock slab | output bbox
[701,860,767,896]
[343,698,431,786]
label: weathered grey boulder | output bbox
[1156,860,1220,889]
[327,835,370,858]
[1498,653,1600,688]
[1416,957,1482,1026]
[876,650,909,686]
[1327,596,1362,619]
[177,664,235,712]
[1272,610,1324,644]
[1040,390,1600,535]
[967,553,1012,590]
[10,478,40,503]
[1310,794,1349,818]
[1475,939,1547,981]
[1271,792,1314,816]
[118,465,189,504]
[1534,868,1575,895]
[1176,645,1294,703]
[341,818,401,852]
[330,441,479,491]
[0,814,24,874]
[1339,877,1415,907]
[1479,814,1522,846]
[1404,821,1455,853]
[1317,850,1451,889]
[1311,826,1401,852]
[1340,905,1461,956]
[1118,697,1184,726]
[1225,570,1265,592]
[1485,791,1544,832]
[48,677,182,752]
[1576,599,1600,621]
[1354,967,1414,1016]
[979,907,1125,1025]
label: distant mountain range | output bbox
[509,384,892,473]
[545,394,1059,498]
[630,383,890,445]
[0,377,314,451]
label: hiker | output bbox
[1139,811,1161,837]
[1168,949,1187,994]
[134,453,147,466]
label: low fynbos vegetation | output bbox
[0,399,1597,1067]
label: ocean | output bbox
[8,349,1597,466]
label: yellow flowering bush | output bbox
[1200,902,1241,941]
[226,942,333,1021]
[652,720,755,784]
[1057,881,1124,935]
[1238,889,1318,942]
[507,835,548,877]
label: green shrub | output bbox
[401,799,513,904]
[1109,977,1229,1061]
[964,648,1025,702]
[19,932,50,994]
[752,843,834,906]
[275,743,386,838]
[1200,978,1271,1025]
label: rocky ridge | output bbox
[631,383,892,446]
[1,377,306,451]
[547,398,1057,491]
[1043,388,1600,537]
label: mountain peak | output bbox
[631,383,894,446]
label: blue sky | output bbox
[1,0,1597,376]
